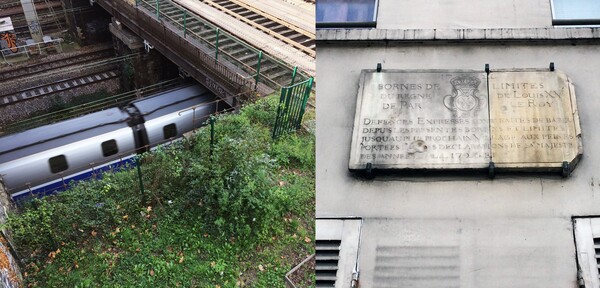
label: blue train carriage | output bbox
[0,108,135,201]
[0,84,219,202]
[132,84,217,148]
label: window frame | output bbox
[573,217,600,287]
[551,0,600,26]
[101,139,119,157]
[49,155,69,174]
[316,0,379,29]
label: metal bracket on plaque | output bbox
[549,62,555,71]
[488,162,495,179]
[561,161,570,178]
[485,64,490,75]
[376,63,382,73]
[365,162,374,180]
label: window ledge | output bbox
[317,27,600,42]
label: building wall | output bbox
[316,1,600,286]
[376,0,552,29]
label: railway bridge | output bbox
[95,0,314,107]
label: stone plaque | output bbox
[489,71,582,168]
[349,70,491,170]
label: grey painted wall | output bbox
[376,0,552,29]
[315,42,600,287]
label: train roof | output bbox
[0,108,131,163]
[131,84,215,121]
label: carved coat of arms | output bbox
[443,76,482,112]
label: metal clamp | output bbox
[488,161,495,179]
[376,63,382,72]
[549,62,555,71]
[485,64,490,74]
[561,161,570,178]
[365,163,374,179]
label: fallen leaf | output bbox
[146,206,152,212]
[304,237,312,243]
[149,269,154,276]
[179,256,184,263]
[122,215,129,220]
[258,264,264,271]
[91,231,97,237]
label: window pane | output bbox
[163,123,177,140]
[317,0,376,24]
[49,155,68,174]
[553,0,600,20]
[101,139,119,157]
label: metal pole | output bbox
[290,66,298,85]
[135,157,145,204]
[210,116,215,157]
[215,28,220,62]
[155,0,159,19]
[297,77,314,129]
[183,10,187,38]
[254,51,262,90]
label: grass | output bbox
[6,94,315,287]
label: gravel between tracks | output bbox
[0,78,121,128]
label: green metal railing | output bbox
[272,77,313,139]
[134,0,310,90]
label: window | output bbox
[163,123,177,140]
[49,155,68,174]
[573,217,600,287]
[316,0,378,28]
[552,0,600,25]
[101,139,119,157]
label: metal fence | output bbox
[272,77,313,139]
[1,39,63,63]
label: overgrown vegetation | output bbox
[6,95,315,287]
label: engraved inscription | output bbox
[489,71,579,166]
[349,71,490,170]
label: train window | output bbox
[101,139,119,157]
[163,123,177,140]
[49,155,68,174]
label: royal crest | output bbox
[443,76,481,112]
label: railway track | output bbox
[0,47,115,82]
[200,0,315,57]
[0,70,120,106]
[140,0,307,89]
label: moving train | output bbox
[0,84,221,201]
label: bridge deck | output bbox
[175,0,315,76]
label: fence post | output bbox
[209,116,215,157]
[135,157,145,204]
[254,51,262,90]
[155,0,160,19]
[297,77,314,129]
[290,66,298,85]
[183,10,187,38]
[215,28,220,62]
[272,86,287,139]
